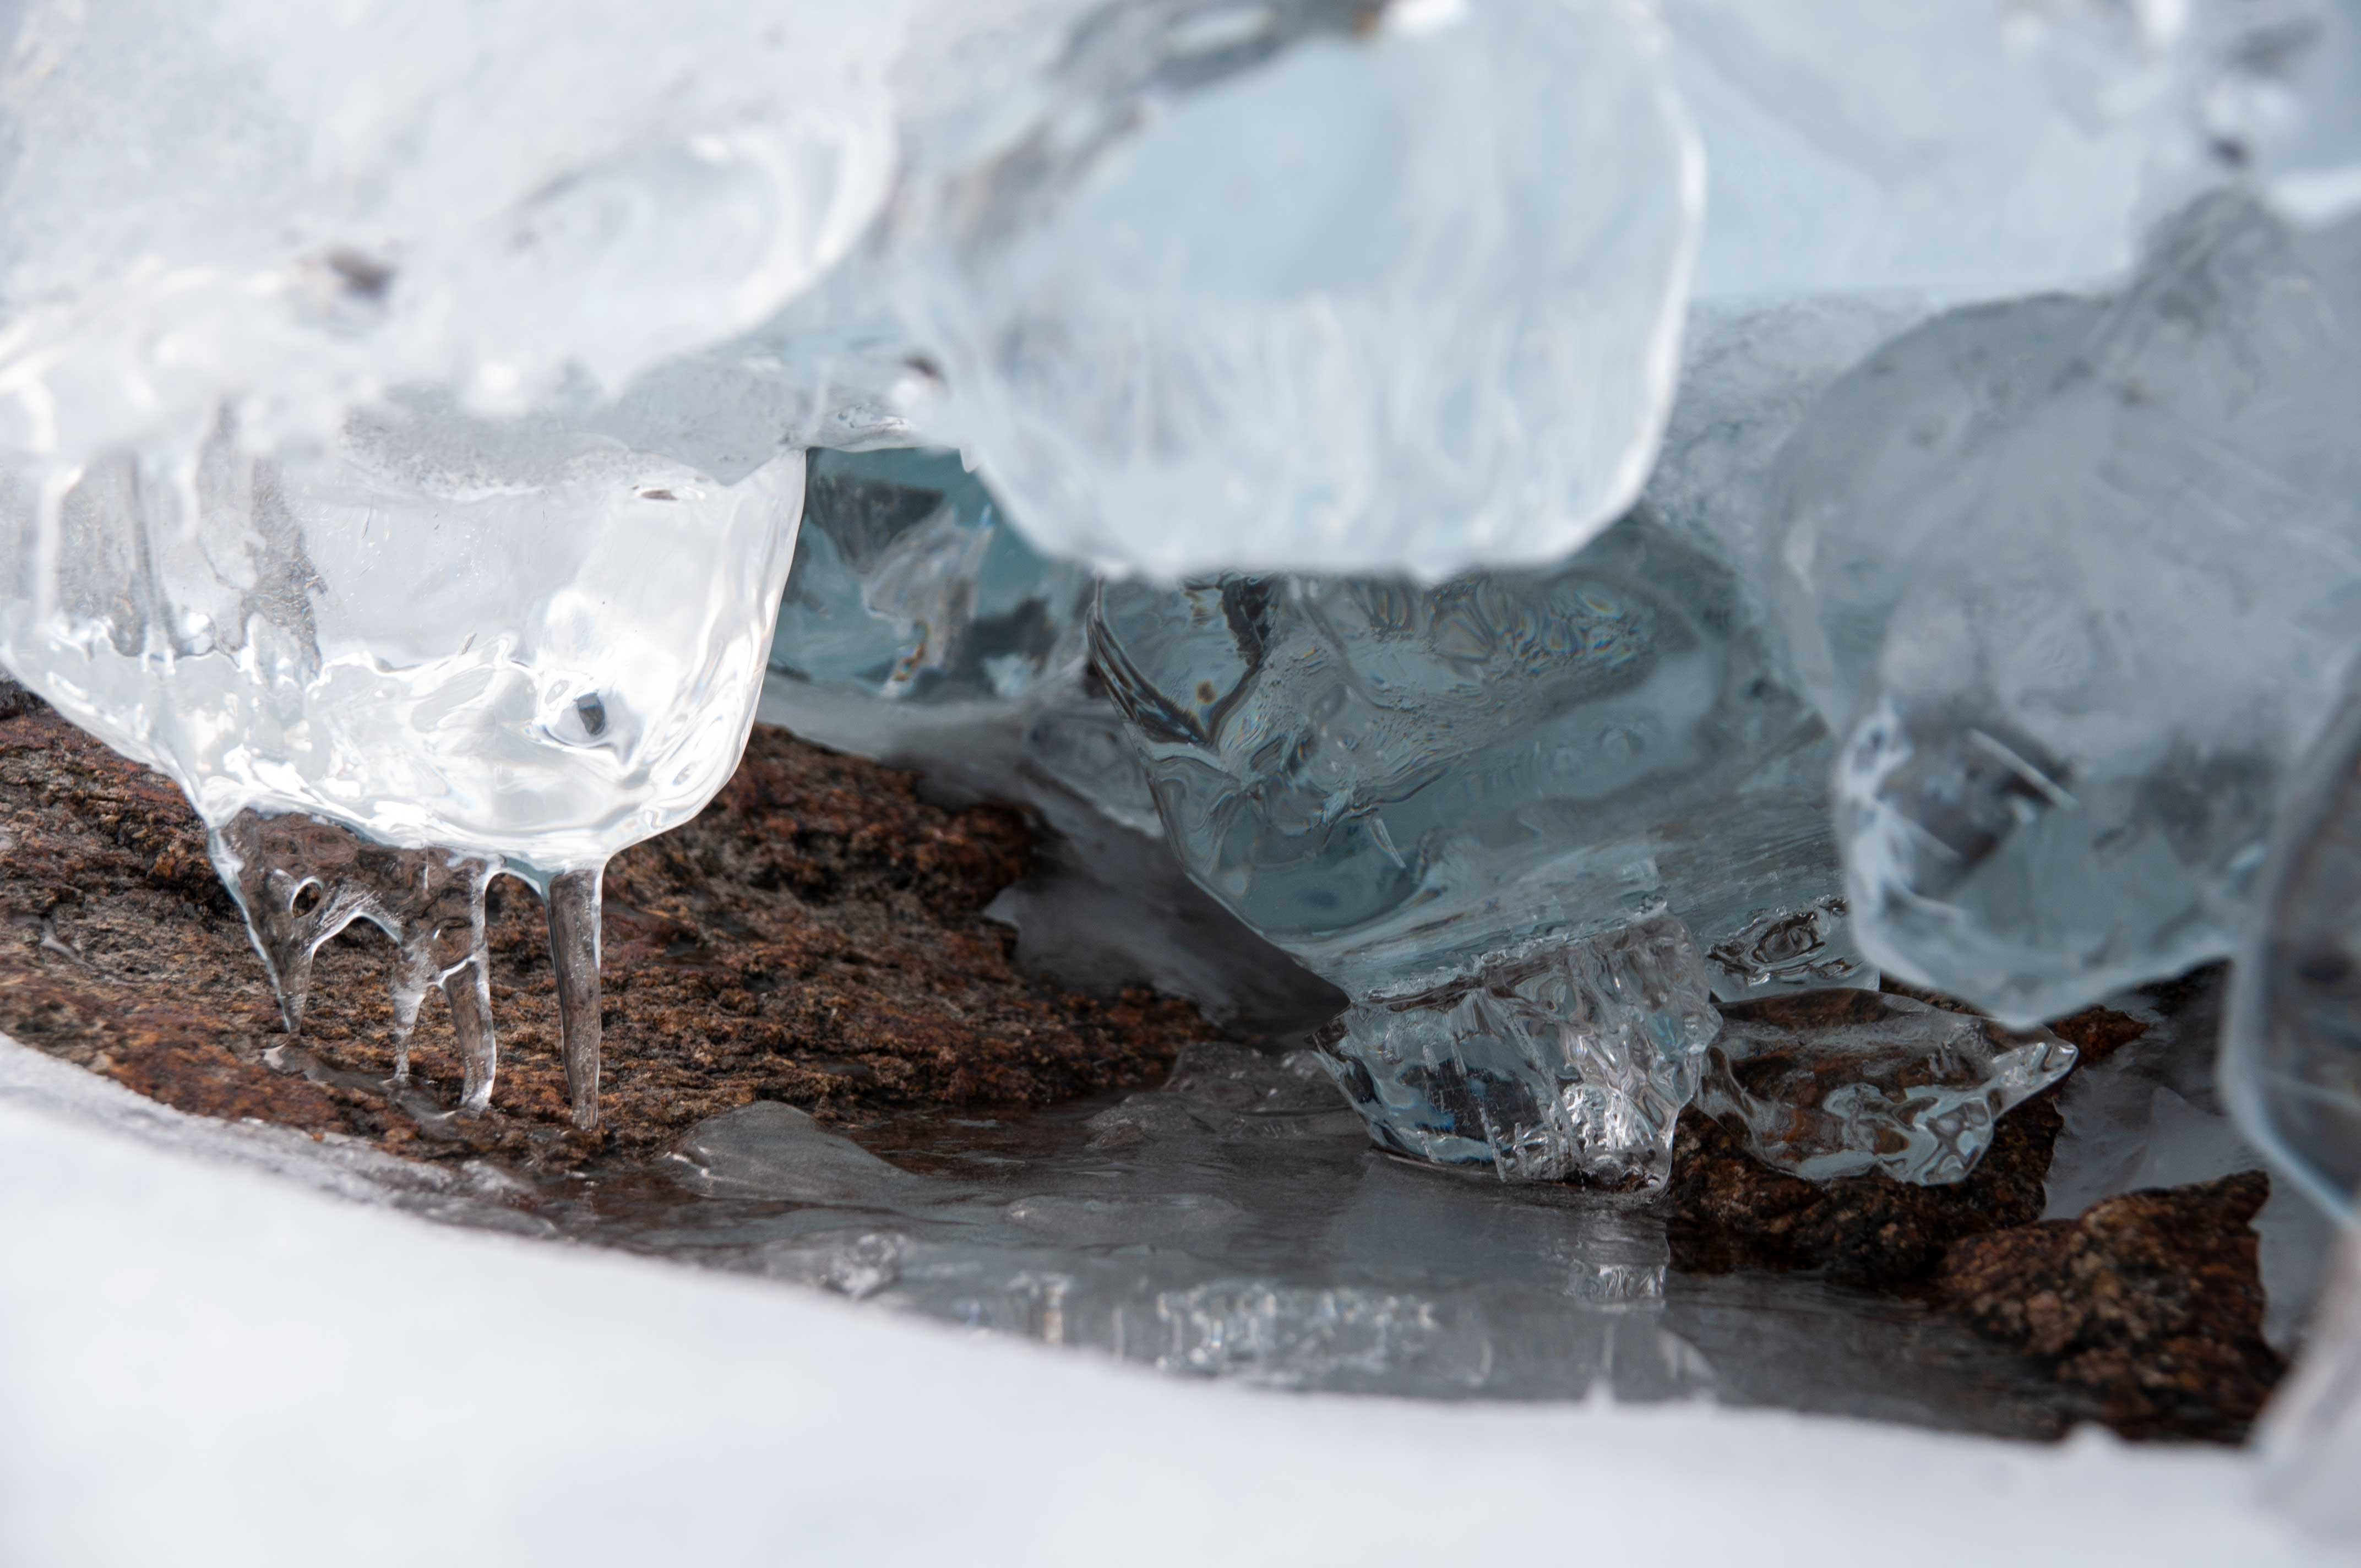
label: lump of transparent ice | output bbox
[1779,192,2361,1025]
[1086,295,1956,1179]
[894,0,1700,579]
[1698,990,2076,1185]
[1314,915,1721,1189]
[0,397,803,1125]
[771,447,1090,704]
[1092,506,1861,1010]
[2224,665,2361,1221]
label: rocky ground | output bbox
[0,694,1209,1173]
[0,690,2287,1442]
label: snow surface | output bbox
[0,1035,2344,1568]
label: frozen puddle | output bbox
[3,1031,2106,1438]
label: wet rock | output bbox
[1934,1171,2286,1442]
[1664,1092,2062,1288]
[0,703,1211,1170]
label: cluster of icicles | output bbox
[217,815,606,1128]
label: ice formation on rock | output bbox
[1698,990,2076,1185]
[1314,916,1721,1187]
[1086,291,1972,1181]
[0,400,803,1126]
[1094,507,1859,1005]
[1780,193,2361,1027]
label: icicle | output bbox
[211,810,502,1112]
[545,863,606,1131]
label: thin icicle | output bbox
[211,809,503,1110]
[545,864,606,1130]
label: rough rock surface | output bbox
[1662,993,2143,1286]
[0,695,1209,1171]
[1935,1171,2286,1441]
[1664,1093,2062,1287]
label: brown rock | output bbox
[1664,1086,2061,1286]
[0,699,1212,1170]
[1935,1170,2285,1441]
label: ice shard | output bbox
[1314,916,1721,1188]
[2224,663,2361,1221]
[894,0,1701,579]
[1697,989,2076,1185]
[1778,192,2361,1025]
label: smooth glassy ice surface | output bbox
[1781,193,2361,1025]
[2224,666,2361,1221]
[571,1037,2119,1429]
[1699,990,2076,1185]
[896,0,1700,578]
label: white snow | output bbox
[0,1036,2344,1567]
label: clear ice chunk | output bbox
[2224,664,2361,1221]
[1091,505,1863,1011]
[1780,192,2361,1024]
[669,1101,938,1206]
[896,0,1700,579]
[0,395,803,1125]
[1085,295,1945,1177]
[1696,990,2076,1185]
[1667,0,2357,303]
[1313,916,1722,1189]
[771,446,1090,704]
